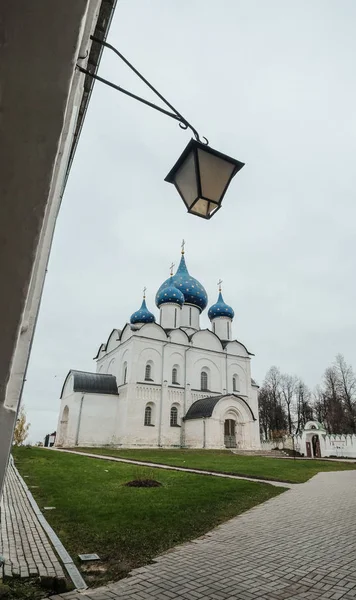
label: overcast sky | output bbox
[24,0,356,442]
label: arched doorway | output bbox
[58,405,69,446]
[224,419,236,448]
[312,434,321,458]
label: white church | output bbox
[56,244,260,450]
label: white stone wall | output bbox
[56,391,119,447]
[211,317,232,341]
[265,431,356,458]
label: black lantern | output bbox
[80,37,246,219]
[165,139,245,219]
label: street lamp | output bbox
[165,138,244,219]
[79,36,245,219]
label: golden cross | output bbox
[169,262,175,276]
[181,239,185,254]
[143,286,147,298]
[217,279,223,292]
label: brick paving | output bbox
[50,469,356,600]
[0,457,65,582]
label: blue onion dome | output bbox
[156,252,208,312]
[208,291,235,320]
[130,295,156,324]
[156,276,185,308]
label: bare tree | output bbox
[258,386,272,440]
[335,354,356,433]
[281,374,297,434]
[258,367,287,439]
[296,380,314,433]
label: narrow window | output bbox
[189,307,192,326]
[170,406,178,427]
[201,371,208,391]
[233,376,237,392]
[124,365,127,384]
[213,322,215,333]
[172,367,178,384]
[227,321,229,339]
[145,363,152,381]
[144,405,152,426]
[174,308,177,328]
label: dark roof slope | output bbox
[61,370,118,398]
[184,394,256,421]
[184,395,224,420]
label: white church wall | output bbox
[190,354,224,393]
[160,383,182,447]
[165,349,185,386]
[168,329,189,344]
[212,317,232,341]
[159,304,181,329]
[227,361,247,395]
[105,329,121,353]
[136,345,163,383]
[249,384,259,420]
[55,392,82,447]
[137,323,167,341]
[120,383,161,447]
[77,394,119,447]
[181,304,200,329]
[225,340,250,357]
[184,419,205,448]
[191,330,223,352]
[107,357,116,375]
[120,324,133,342]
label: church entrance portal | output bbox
[224,419,236,448]
[312,434,321,458]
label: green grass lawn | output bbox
[73,448,356,483]
[12,447,284,586]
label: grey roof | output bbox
[185,395,224,420]
[61,370,118,398]
[184,394,256,421]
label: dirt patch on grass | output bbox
[124,479,162,488]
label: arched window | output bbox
[174,308,177,328]
[123,362,127,384]
[170,406,178,427]
[189,307,192,326]
[172,366,179,384]
[144,405,152,426]
[201,370,208,391]
[145,362,152,381]
[227,321,230,339]
[232,374,239,392]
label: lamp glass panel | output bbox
[207,202,220,217]
[190,198,209,217]
[197,149,236,202]
[174,150,198,208]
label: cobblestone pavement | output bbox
[50,469,356,600]
[0,458,65,581]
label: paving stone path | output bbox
[50,469,356,600]
[0,457,65,582]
